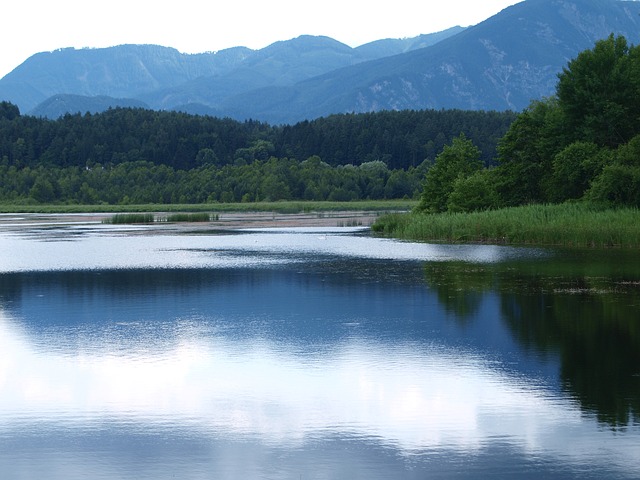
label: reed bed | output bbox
[372,203,640,247]
[164,212,218,222]
[104,212,220,224]
[103,213,155,224]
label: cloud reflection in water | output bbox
[0,311,637,477]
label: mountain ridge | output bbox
[2,28,464,117]
[223,0,640,123]
[2,0,640,123]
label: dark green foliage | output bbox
[0,102,516,205]
[0,101,20,121]
[279,110,515,169]
[106,213,155,224]
[0,157,425,205]
[496,97,566,205]
[0,107,270,171]
[557,34,640,148]
[165,212,216,222]
[0,104,513,173]
[586,164,640,207]
[493,35,640,209]
[549,142,609,202]
[416,134,482,213]
[613,134,640,167]
[447,169,501,213]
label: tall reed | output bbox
[164,212,217,222]
[372,203,640,247]
[103,213,155,224]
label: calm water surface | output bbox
[0,218,638,479]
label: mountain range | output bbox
[1,0,640,124]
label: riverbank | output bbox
[372,203,640,248]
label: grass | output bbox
[0,199,416,215]
[104,212,221,224]
[372,203,640,248]
[104,213,155,224]
[163,212,218,222]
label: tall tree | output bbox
[496,97,566,206]
[557,34,640,148]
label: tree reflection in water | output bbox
[423,251,640,428]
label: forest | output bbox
[415,34,640,213]
[1,36,639,209]
[0,101,514,205]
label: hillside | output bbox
[0,29,462,117]
[2,0,640,123]
[222,0,640,123]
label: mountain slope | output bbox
[3,0,639,123]
[0,30,463,117]
[0,44,252,113]
[220,0,640,123]
[30,94,149,118]
[138,36,364,110]
[354,27,467,59]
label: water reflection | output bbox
[0,226,639,478]
[423,253,640,428]
[2,308,639,477]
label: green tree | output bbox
[586,164,640,207]
[586,134,640,207]
[0,101,19,121]
[557,34,640,149]
[384,169,418,199]
[496,97,565,206]
[416,134,482,213]
[447,169,501,213]
[195,148,219,166]
[29,176,57,203]
[548,142,610,202]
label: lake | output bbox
[0,215,638,479]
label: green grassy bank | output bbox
[372,203,640,248]
[0,199,416,215]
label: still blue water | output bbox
[0,219,638,479]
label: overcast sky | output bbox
[1,0,523,79]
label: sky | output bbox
[1,0,523,79]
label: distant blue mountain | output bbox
[30,94,149,118]
[219,0,640,123]
[0,29,463,119]
[2,0,640,123]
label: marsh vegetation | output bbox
[373,203,640,247]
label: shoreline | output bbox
[0,211,379,231]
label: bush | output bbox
[416,134,482,213]
[587,165,640,207]
[447,169,501,213]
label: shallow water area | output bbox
[0,214,638,479]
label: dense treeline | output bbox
[276,110,515,168]
[0,157,425,205]
[0,100,514,204]
[415,34,640,213]
[0,104,514,172]
[0,106,269,171]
